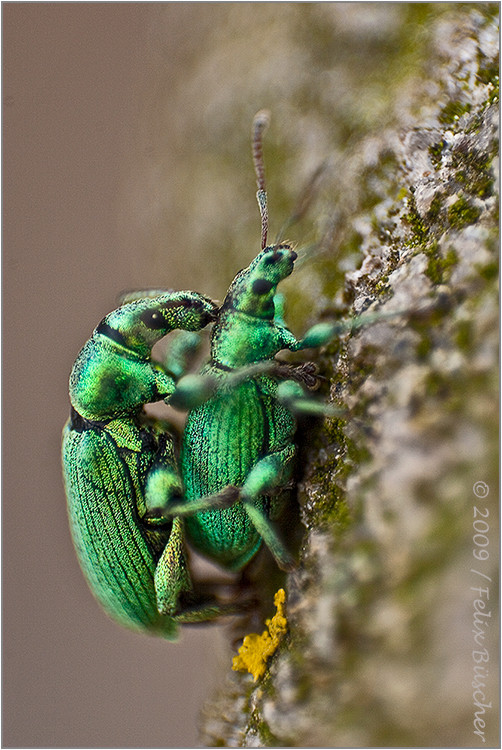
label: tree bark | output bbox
[198,7,499,747]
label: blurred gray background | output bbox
[3,3,460,747]
[3,6,235,747]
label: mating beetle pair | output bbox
[62,112,386,640]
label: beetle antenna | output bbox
[252,110,270,250]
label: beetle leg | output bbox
[243,501,295,572]
[143,465,183,524]
[155,518,249,621]
[240,445,297,572]
[162,330,205,380]
[144,469,238,521]
[276,380,345,418]
[270,361,321,390]
[145,458,238,523]
[141,427,183,525]
[161,485,239,517]
[154,517,193,616]
[293,308,407,350]
[174,580,257,623]
[168,361,275,412]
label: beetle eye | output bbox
[252,278,274,295]
[264,251,282,265]
[140,309,165,329]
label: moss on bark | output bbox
[194,7,499,747]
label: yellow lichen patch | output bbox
[232,588,288,681]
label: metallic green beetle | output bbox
[62,291,238,639]
[63,112,399,636]
[156,112,367,610]
[173,248,346,578]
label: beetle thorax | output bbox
[211,308,284,368]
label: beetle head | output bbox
[97,291,217,357]
[223,244,297,319]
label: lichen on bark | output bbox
[199,7,499,748]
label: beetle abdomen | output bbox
[62,422,178,639]
[181,378,270,567]
[183,379,267,493]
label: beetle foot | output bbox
[292,361,321,390]
[272,361,321,390]
[278,553,296,572]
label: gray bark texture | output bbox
[188,7,499,748]
[128,4,499,746]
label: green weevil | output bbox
[159,111,388,609]
[63,111,402,638]
[62,291,242,639]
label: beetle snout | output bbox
[192,295,218,319]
